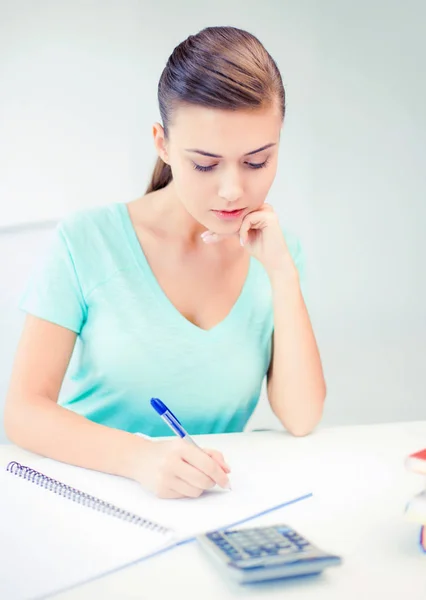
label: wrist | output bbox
[267,258,300,289]
[117,431,153,480]
[269,266,303,309]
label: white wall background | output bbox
[1,0,425,443]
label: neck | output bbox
[139,182,207,244]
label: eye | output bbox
[192,162,217,172]
[245,159,269,170]
[192,158,270,172]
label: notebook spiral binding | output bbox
[6,461,171,536]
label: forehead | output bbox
[169,103,282,156]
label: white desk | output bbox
[2,421,426,600]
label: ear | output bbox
[152,122,170,164]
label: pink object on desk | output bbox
[421,526,426,553]
[406,448,426,474]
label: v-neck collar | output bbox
[117,202,253,338]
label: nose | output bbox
[217,166,243,203]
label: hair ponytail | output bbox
[146,157,172,194]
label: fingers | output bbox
[150,441,231,498]
[239,205,274,245]
[175,458,216,491]
[201,231,235,244]
[239,218,252,246]
[169,476,205,498]
[201,204,274,246]
[201,231,220,244]
[158,488,185,499]
[205,449,231,473]
[239,213,263,246]
[181,444,231,489]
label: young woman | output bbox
[4,26,326,499]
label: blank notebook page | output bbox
[0,470,175,600]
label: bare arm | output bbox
[4,315,229,496]
[4,315,149,478]
[266,271,326,437]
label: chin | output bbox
[208,220,241,235]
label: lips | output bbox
[211,208,246,221]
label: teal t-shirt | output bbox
[20,203,304,437]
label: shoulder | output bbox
[54,202,133,296]
[58,203,123,244]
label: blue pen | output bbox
[150,397,198,446]
[150,397,231,489]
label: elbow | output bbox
[3,398,27,446]
[275,388,326,438]
[285,421,318,438]
[4,404,19,445]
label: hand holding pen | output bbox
[150,398,231,488]
[129,398,231,499]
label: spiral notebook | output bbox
[1,442,311,600]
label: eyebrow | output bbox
[185,142,276,159]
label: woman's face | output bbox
[154,103,282,234]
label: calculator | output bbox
[196,524,342,584]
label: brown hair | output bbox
[146,26,285,194]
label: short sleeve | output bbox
[19,225,87,333]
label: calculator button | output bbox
[278,547,295,555]
[298,544,314,553]
[244,548,262,557]
[261,528,275,536]
[264,536,280,545]
[295,538,308,546]
[227,549,243,559]
[236,534,252,543]
[278,535,291,543]
[208,532,223,541]
[222,543,235,552]
[262,543,278,552]
[277,541,293,548]
[276,527,292,535]
[238,539,253,549]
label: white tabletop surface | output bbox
[2,421,426,600]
